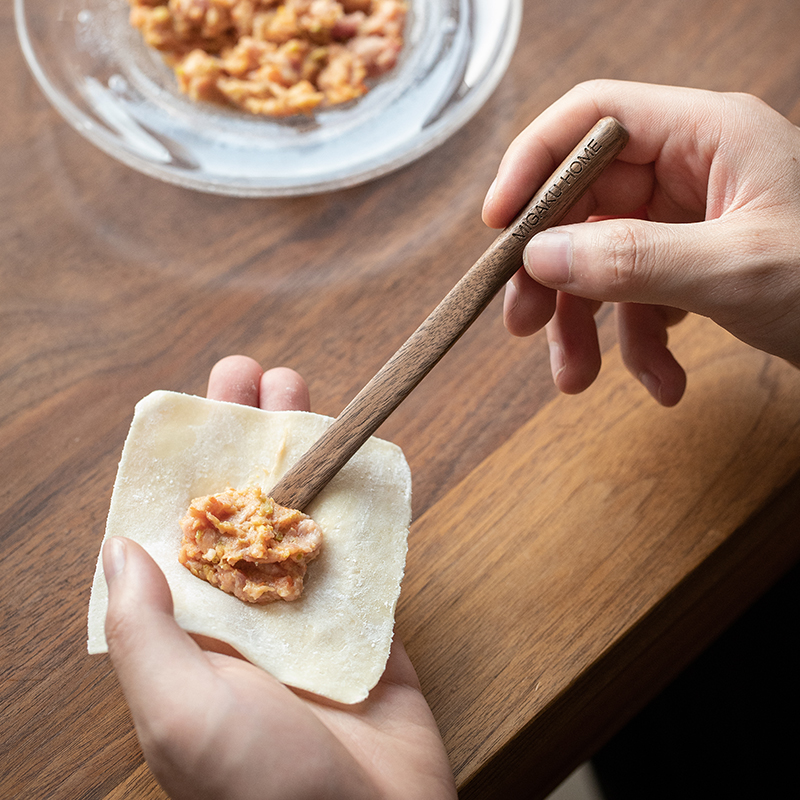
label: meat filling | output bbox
[128,0,408,116]
[179,486,323,603]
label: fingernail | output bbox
[524,230,572,285]
[103,537,127,584]
[483,177,497,210]
[482,179,498,221]
[639,371,662,403]
[504,276,519,313]
[549,341,566,380]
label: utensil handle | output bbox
[271,117,629,510]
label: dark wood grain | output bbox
[271,118,628,510]
[398,316,800,798]
[3,2,800,799]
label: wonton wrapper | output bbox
[87,390,411,704]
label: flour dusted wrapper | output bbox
[87,390,411,704]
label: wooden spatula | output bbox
[271,116,629,510]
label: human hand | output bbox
[103,355,456,800]
[483,80,800,406]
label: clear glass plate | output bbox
[15,0,522,196]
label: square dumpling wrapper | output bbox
[87,390,411,704]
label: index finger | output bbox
[207,354,262,406]
[482,79,721,228]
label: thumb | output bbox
[103,538,206,703]
[522,218,733,314]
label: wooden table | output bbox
[4,1,800,797]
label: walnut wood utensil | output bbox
[271,116,629,510]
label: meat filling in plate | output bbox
[128,0,409,116]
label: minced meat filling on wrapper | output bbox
[179,485,323,604]
[87,391,411,704]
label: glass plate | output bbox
[15,0,522,196]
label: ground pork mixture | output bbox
[128,0,408,116]
[179,485,323,603]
